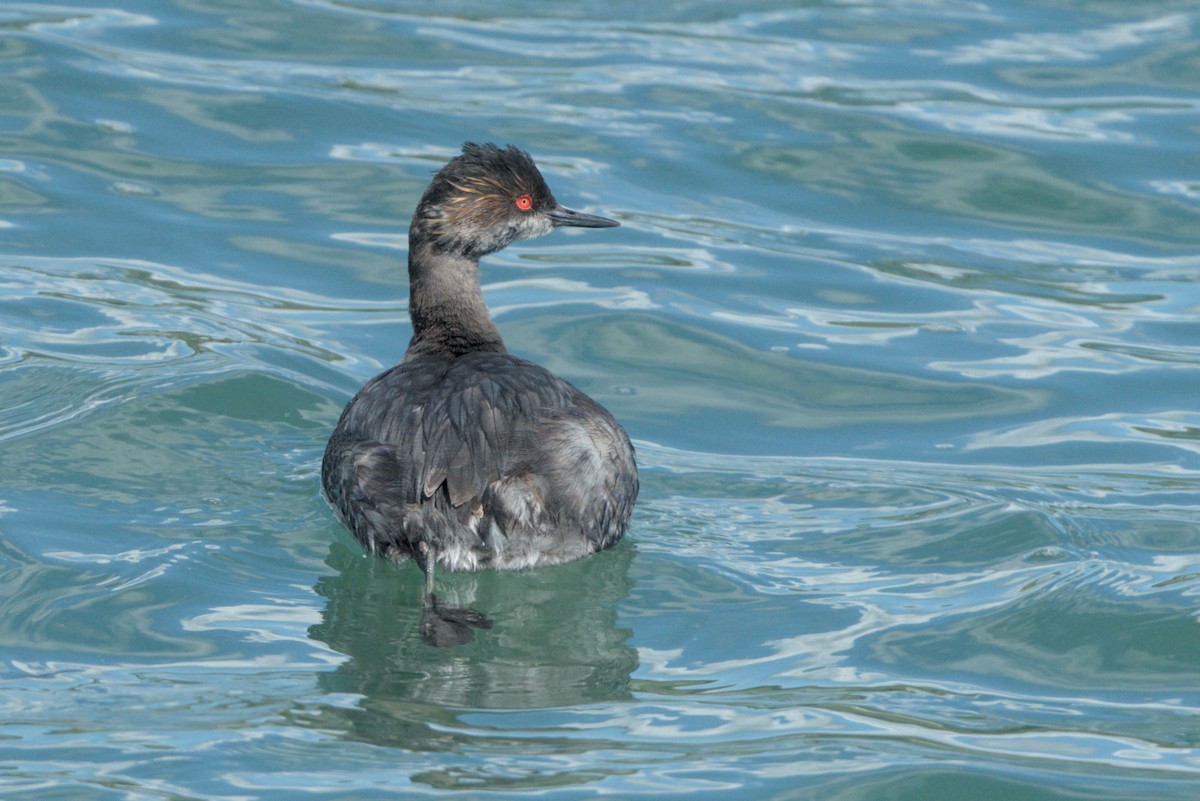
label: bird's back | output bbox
[321,351,637,570]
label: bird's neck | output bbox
[404,243,506,360]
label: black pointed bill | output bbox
[546,204,620,228]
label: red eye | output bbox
[515,194,533,211]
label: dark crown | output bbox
[411,143,557,257]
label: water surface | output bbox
[2,1,1199,799]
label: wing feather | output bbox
[336,351,574,513]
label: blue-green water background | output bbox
[3,1,1199,798]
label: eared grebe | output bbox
[322,143,638,646]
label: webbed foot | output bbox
[420,593,493,647]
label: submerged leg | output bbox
[416,540,492,647]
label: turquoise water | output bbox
[2,1,1199,798]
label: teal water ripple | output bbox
[2,1,1200,799]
